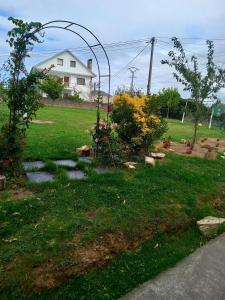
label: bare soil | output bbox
[10,188,34,200]
[158,138,225,159]
[31,120,55,124]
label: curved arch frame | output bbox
[34,20,111,131]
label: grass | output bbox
[1,102,225,299]
[166,118,224,141]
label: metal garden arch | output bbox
[34,20,111,129]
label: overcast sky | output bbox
[0,0,225,101]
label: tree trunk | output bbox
[192,118,198,147]
[167,106,170,119]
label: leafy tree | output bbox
[0,80,7,102]
[40,75,64,100]
[162,37,225,145]
[0,17,49,175]
[158,88,181,119]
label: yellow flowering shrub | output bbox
[112,93,167,153]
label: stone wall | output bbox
[40,99,108,110]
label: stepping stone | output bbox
[53,160,77,167]
[94,167,111,174]
[27,172,54,183]
[66,170,86,180]
[78,157,93,164]
[23,161,45,171]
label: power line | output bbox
[110,43,149,79]
[155,36,225,41]
[0,35,225,56]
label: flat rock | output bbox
[128,165,136,169]
[145,156,155,167]
[23,161,45,171]
[124,161,138,167]
[53,160,77,167]
[197,216,225,237]
[66,170,86,180]
[27,172,54,183]
[150,152,165,159]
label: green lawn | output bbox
[1,102,225,299]
[166,118,224,141]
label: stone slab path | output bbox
[121,233,225,300]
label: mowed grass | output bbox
[166,118,224,141]
[1,102,225,299]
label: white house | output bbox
[32,49,96,100]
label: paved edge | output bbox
[120,232,225,300]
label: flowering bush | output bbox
[90,120,122,165]
[111,93,167,154]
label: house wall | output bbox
[36,51,94,100]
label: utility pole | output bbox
[147,37,155,95]
[128,67,139,94]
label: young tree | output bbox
[40,75,64,100]
[159,87,181,118]
[0,17,50,175]
[162,37,225,145]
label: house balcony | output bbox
[64,84,73,90]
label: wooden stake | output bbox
[0,175,6,191]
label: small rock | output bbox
[76,145,91,156]
[150,152,165,159]
[181,139,187,144]
[124,161,138,167]
[169,148,175,152]
[197,216,225,237]
[145,156,155,167]
[128,165,136,169]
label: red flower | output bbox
[3,159,12,166]
[101,135,109,142]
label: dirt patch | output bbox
[84,211,95,221]
[10,188,34,200]
[30,216,192,291]
[31,120,55,125]
[31,229,155,291]
[212,194,225,212]
[158,138,225,159]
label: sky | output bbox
[0,0,225,101]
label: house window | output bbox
[77,78,85,85]
[64,76,70,87]
[70,60,76,67]
[57,58,63,66]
